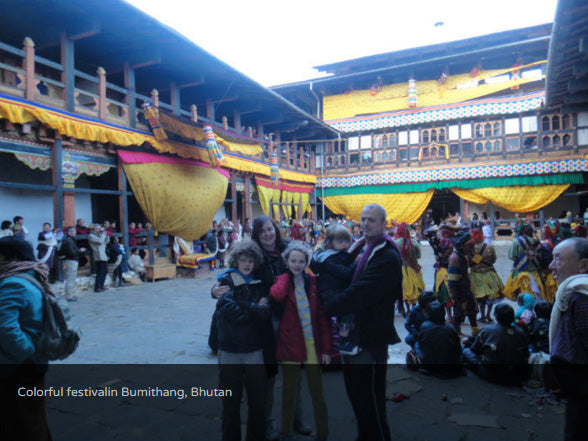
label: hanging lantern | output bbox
[408,77,417,108]
[203,125,225,167]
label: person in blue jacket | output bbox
[0,236,52,440]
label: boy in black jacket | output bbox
[215,239,272,441]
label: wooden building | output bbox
[0,0,339,259]
[274,4,588,231]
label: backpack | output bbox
[13,273,81,361]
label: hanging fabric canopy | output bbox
[118,151,229,240]
[451,184,570,212]
[322,189,434,224]
[254,176,314,218]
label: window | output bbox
[382,136,388,148]
[399,148,408,161]
[493,140,501,152]
[382,152,388,162]
[462,142,472,155]
[409,130,419,144]
[450,143,459,155]
[375,153,381,162]
[431,129,438,142]
[439,128,446,142]
[552,115,560,130]
[374,136,382,149]
[563,134,571,146]
[475,124,484,138]
[542,116,551,131]
[493,122,502,136]
[360,135,372,149]
[398,131,408,145]
[340,156,346,165]
[484,123,492,137]
[506,138,520,151]
[410,148,419,160]
[449,125,459,141]
[348,137,359,150]
[422,131,430,144]
[553,135,561,147]
[522,116,537,132]
[389,150,396,161]
[523,136,538,150]
[485,141,492,153]
[389,134,396,147]
[475,142,484,153]
[461,124,472,139]
[542,136,551,148]
[505,118,520,134]
[562,114,571,129]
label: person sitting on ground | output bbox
[404,290,437,349]
[410,300,463,378]
[462,303,529,386]
[310,223,356,355]
[128,247,146,281]
[515,292,536,327]
[527,300,552,383]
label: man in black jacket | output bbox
[60,226,86,302]
[324,204,402,441]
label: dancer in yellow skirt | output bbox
[504,222,545,300]
[468,228,504,322]
[395,223,425,314]
[539,221,560,303]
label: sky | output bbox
[126,0,558,87]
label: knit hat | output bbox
[0,237,35,261]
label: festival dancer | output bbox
[504,222,545,301]
[469,227,504,322]
[539,221,560,303]
[394,222,425,315]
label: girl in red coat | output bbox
[270,241,332,441]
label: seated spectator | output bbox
[528,300,552,383]
[128,248,145,281]
[462,303,529,385]
[529,300,551,354]
[0,220,13,238]
[515,293,536,327]
[404,291,436,349]
[409,300,463,378]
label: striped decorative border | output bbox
[318,158,587,188]
[325,92,545,133]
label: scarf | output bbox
[0,260,54,295]
[219,267,255,285]
[515,293,536,319]
[351,234,398,283]
[549,273,588,349]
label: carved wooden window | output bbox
[475,142,484,153]
[382,136,388,148]
[382,152,388,162]
[543,136,551,148]
[439,128,446,142]
[563,134,571,146]
[562,114,572,129]
[484,123,492,137]
[374,136,382,149]
[553,135,561,147]
[493,122,502,136]
[542,116,551,131]
[552,115,560,130]
[422,131,430,144]
[493,140,501,152]
[475,124,484,138]
[431,129,438,142]
[340,155,346,165]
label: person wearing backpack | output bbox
[0,237,52,441]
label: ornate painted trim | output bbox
[318,158,587,188]
[325,92,545,133]
[14,152,52,171]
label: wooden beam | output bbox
[207,96,239,105]
[573,60,588,77]
[564,91,588,104]
[568,78,588,92]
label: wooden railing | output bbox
[0,37,316,174]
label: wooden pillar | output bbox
[23,37,36,101]
[463,200,469,222]
[124,62,136,128]
[489,201,496,237]
[233,111,241,131]
[118,162,129,252]
[97,67,107,120]
[61,34,75,112]
[286,142,291,167]
[230,173,237,226]
[206,99,215,121]
[63,192,76,228]
[244,176,251,220]
[311,191,317,220]
[171,82,180,115]
[539,208,545,240]
[53,135,64,281]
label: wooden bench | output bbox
[145,264,176,282]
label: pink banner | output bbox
[117,150,230,179]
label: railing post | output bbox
[191,104,198,122]
[222,116,228,130]
[22,37,36,101]
[97,66,107,120]
[151,89,159,108]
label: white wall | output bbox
[0,188,54,250]
[74,193,93,226]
